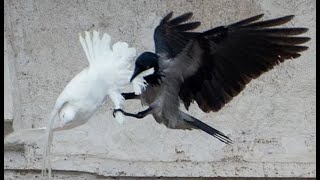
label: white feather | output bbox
[41,31,137,179]
[131,68,155,95]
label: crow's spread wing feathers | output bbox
[154,12,310,113]
[154,12,201,58]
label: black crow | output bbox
[114,12,310,144]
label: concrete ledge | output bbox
[5,170,315,180]
[4,155,316,178]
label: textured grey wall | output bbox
[4,0,316,179]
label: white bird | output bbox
[41,30,139,178]
[5,31,154,179]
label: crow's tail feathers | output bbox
[182,112,232,144]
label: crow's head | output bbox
[130,52,159,82]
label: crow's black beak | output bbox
[130,66,143,82]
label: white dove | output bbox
[42,31,132,178]
[5,31,154,179]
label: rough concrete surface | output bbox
[4,0,316,179]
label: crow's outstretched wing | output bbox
[154,12,201,58]
[154,12,310,112]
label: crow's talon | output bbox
[113,109,122,117]
[136,112,144,119]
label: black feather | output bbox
[243,28,308,35]
[228,14,264,27]
[242,15,295,28]
[161,11,173,24]
[184,116,232,144]
[169,12,193,25]
[175,22,201,31]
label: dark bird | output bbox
[114,12,310,144]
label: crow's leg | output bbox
[113,107,152,119]
[121,92,140,100]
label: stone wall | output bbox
[4,0,316,179]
